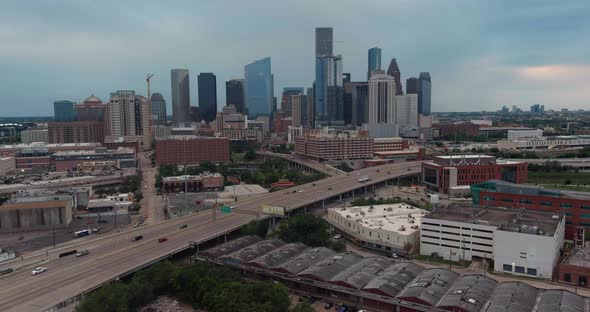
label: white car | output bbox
[32,267,47,276]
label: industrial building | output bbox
[422,155,528,195]
[497,135,590,150]
[0,194,73,231]
[0,142,101,157]
[471,180,590,239]
[326,204,427,255]
[420,206,565,279]
[155,136,230,165]
[200,236,589,312]
[161,173,224,193]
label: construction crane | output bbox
[146,73,154,99]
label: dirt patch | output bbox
[140,296,195,312]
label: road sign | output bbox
[220,205,232,214]
[261,204,285,216]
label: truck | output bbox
[73,229,90,238]
[358,175,370,183]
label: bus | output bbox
[73,229,90,238]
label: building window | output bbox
[519,199,533,204]
[527,268,537,276]
[540,202,553,206]
[581,214,590,219]
[560,203,573,209]
[483,196,495,201]
[503,264,512,272]
[501,198,513,203]
[582,205,590,210]
[564,273,571,282]
[515,266,525,274]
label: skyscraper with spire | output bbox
[386,58,403,96]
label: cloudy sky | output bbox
[1,0,589,116]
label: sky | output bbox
[0,0,589,116]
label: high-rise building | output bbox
[368,47,382,79]
[170,69,190,126]
[48,121,105,144]
[368,73,396,124]
[306,87,314,128]
[281,88,304,117]
[315,27,333,57]
[406,77,419,94]
[291,94,307,128]
[418,72,432,115]
[395,94,418,127]
[53,100,76,122]
[75,95,107,121]
[107,90,151,150]
[315,55,343,122]
[343,73,351,83]
[244,57,273,118]
[198,73,217,122]
[150,93,167,126]
[386,58,403,96]
[225,79,245,115]
[344,81,364,125]
[352,83,368,126]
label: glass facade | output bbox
[170,69,190,126]
[315,55,343,122]
[150,93,167,125]
[368,47,381,79]
[53,100,76,122]
[225,79,245,115]
[197,73,217,122]
[244,57,273,117]
[418,72,432,116]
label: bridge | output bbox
[0,161,421,312]
[257,150,346,176]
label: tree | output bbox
[241,221,269,238]
[244,149,257,161]
[291,302,314,312]
[76,281,129,312]
[276,214,330,247]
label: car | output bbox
[158,237,168,243]
[32,267,47,276]
[333,234,342,240]
[292,190,297,193]
[298,190,303,193]
[407,168,412,171]
[284,191,290,194]
[387,253,399,259]
[328,187,332,190]
[131,235,143,242]
[311,183,316,186]
[97,219,108,224]
[324,302,334,309]
[0,268,13,276]
[76,250,89,257]
[179,224,188,229]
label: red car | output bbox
[158,237,168,243]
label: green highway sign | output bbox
[220,205,232,214]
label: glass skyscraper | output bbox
[198,72,217,122]
[315,55,343,122]
[150,93,167,125]
[418,72,432,116]
[315,27,333,57]
[225,79,245,115]
[244,57,273,117]
[53,100,76,121]
[368,47,382,79]
[170,69,190,126]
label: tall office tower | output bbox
[170,69,190,126]
[75,95,107,121]
[244,57,273,118]
[226,79,245,115]
[107,90,151,149]
[291,94,307,127]
[281,88,304,116]
[197,73,217,123]
[386,58,403,96]
[315,55,343,122]
[418,72,432,115]
[406,77,419,94]
[343,73,351,83]
[344,81,362,125]
[368,47,382,79]
[306,87,314,128]
[53,100,76,121]
[368,73,397,124]
[315,27,333,57]
[352,83,368,126]
[395,94,418,127]
[150,93,167,125]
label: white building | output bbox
[326,203,427,255]
[0,156,15,176]
[395,94,418,127]
[107,90,152,150]
[368,72,396,124]
[498,135,590,150]
[507,129,543,140]
[420,206,565,279]
[21,128,49,143]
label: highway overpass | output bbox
[0,161,421,312]
[257,150,345,176]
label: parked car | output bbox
[32,267,47,276]
[76,250,89,257]
[333,234,342,240]
[131,235,143,242]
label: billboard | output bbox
[261,205,285,216]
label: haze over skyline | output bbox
[1,0,589,116]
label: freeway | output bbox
[0,161,421,312]
[257,150,345,176]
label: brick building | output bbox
[162,173,224,193]
[155,136,230,165]
[373,137,409,152]
[48,121,105,144]
[294,135,374,161]
[51,148,136,172]
[433,122,481,138]
[471,180,590,239]
[422,155,527,195]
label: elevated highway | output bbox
[0,161,421,312]
[257,150,345,176]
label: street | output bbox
[138,152,166,225]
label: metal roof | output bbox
[396,268,459,306]
[221,239,285,264]
[201,235,262,258]
[436,274,498,312]
[271,247,336,275]
[329,256,393,290]
[363,262,425,298]
[532,289,585,312]
[483,282,538,312]
[247,243,308,269]
[298,252,364,282]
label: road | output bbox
[138,153,166,224]
[257,150,345,176]
[0,161,422,312]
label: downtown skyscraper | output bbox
[225,79,245,115]
[418,72,432,115]
[367,47,382,79]
[170,69,190,126]
[198,73,217,122]
[244,57,273,118]
[314,27,343,124]
[386,58,404,96]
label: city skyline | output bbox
[1,1,589,116]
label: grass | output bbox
[528,171,590,186]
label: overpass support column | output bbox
[322,200,325,210]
